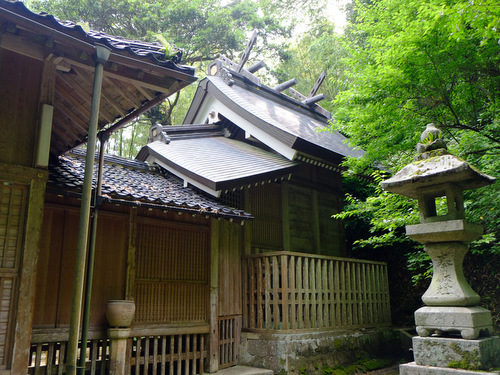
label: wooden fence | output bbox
[217,316,240,370]
[242,252,391,331]
[128,326,208,375]
[29,329,109,374]
[29,326,208,375]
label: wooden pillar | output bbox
[208,218,220,373]
[10,168,48,373]
[125,207,137,300]
[243,187,252,255]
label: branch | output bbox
[449,123,500,144]
[464,146,500,155]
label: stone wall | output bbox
[239,328,400,374]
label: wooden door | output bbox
[217,220,242,369]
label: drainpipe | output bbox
[77,132,108,375]
[67,44,111,375]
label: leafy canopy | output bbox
[26,0,293,65]
[330,0,499,255]
[333,0,500,173]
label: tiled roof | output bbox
[0,0,194,75]
[48,151,251,220]
[138,136,298,195]
[198,75,364,160]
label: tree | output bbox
[333,0,500,172]
[331,0,500,328]
[26,0,292,65]
[25,0,294,157]
[272,20,351,112]
[331,0,499,245]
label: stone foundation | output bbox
[238,328,399,374]
[400,362,500,375]
[412,336,500,370]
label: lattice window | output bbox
[250,183,282,249]
[135,220,210,323]
[219,190,244,210]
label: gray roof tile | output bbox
[205,76,364,159]
[138,136,299,193]
[48,151,251,219]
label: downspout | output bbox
[66,44,111,375]
[77,132,108,375]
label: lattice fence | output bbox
[243,252,391,331]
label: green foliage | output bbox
[330,0,500,278]
[334,172,420,249]
[26,0,292,65]
[333,0,500,172]
[272,20,351,111]
[315,356,393,375]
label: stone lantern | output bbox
[381,124,500,374]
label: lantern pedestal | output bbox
[415,306,494,340]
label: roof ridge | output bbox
[68,148,152,171]
[209,56,331,120]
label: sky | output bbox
[326,0,348,31]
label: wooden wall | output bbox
[34,195,224,329]
[248,183,283,251]
[247,164,345,257]
[134,217,210,324]
[34,205,128,328]
[0,49,42,167]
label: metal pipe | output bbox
[77,133,108,375]
[98,92,168,139]
[66,44,110,375]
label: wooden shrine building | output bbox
[1,2,393,374]
[136,55,393,372]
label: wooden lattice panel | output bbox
[28,338,109,375]
[135,219,210,323]
[0,184,26,269]
[250,184,282,249]
[218,316,240,369]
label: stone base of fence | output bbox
[238,328,399,374]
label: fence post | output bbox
[108,328,131,375]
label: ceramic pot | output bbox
[106,300,135,328]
